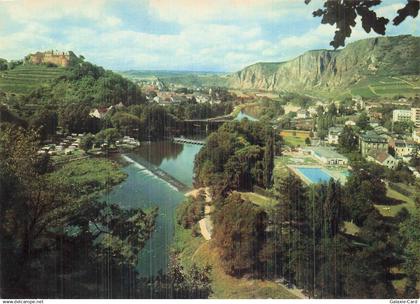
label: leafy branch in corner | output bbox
[305,0,419,48]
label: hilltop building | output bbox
[26,50,76,67]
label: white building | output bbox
[392,109,411,122]
[412,128,420,144]
[296,109,309,119]
[305,147,348,165]
[411,107,420,127]
[345,120,356,127]
[327,126,343,145]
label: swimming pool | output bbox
[296,167,333,184]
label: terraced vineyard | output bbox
[0,64,65,94]
[350,75,420,98]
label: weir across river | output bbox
[122,154,191,192]
[173,137,205,145]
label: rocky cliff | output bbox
[229,35,419,92]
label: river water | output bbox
[101,140,202,277]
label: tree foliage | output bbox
[305,0,419,48]
[212,193,267,276]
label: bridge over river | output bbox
[178,114,233,134]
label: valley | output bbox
[1,33,419,300]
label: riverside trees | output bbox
[194,119,278,192]
[0,127,157,298]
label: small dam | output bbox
[173,137,205,145]
[122,154,191,192]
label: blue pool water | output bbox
[296,167,333,184]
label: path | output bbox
[185,187,213,240]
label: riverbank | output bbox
[173,195,300,299]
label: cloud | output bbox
[149,0,311,25]
[3,0,122,28]
[0,0,417,72]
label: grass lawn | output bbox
[274,156,291,179]
[282,136,307,147]
[374,186,416,217]
[194,242,299,299]
[173,220,298,299]
[238,191,277,209]
[172,222,205,267]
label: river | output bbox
[100,140,202,277]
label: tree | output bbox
[177,196,204,230]
[80,133,95,151]
[338,126,358,152]
[95,128,120,146]
[141,105,176,139]
[263,133,275,188]
[212,193,267,276]
[59,103,99,133]
[111,111,142,137]
[0,58,7,71]
[356,111,370,130]
[30,109,58,139]
[305,0,419,48]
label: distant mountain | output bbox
[229,35,419,96]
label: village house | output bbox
[366,150,399,169]
[89,107,109,119]
[389,138,417,158]
[345,120,356,127]
[368,110,383,121]
[195,94,210,104]
[296,109,309,119]
[327,126,343,145]
[359,130,388,156]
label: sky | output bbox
[0,0,418,72]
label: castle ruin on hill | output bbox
[27,50,76,67]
